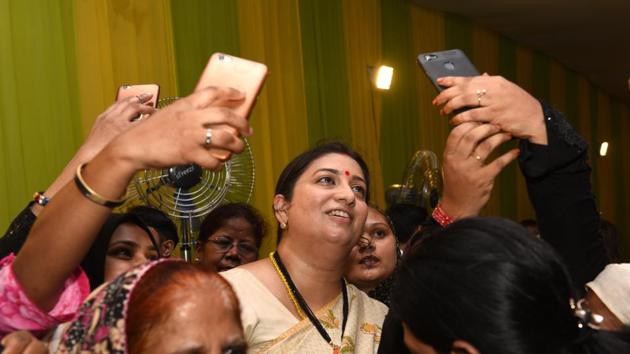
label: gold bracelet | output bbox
[74,163,126,208]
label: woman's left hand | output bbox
[433,75,547,145]
[440,122,519,220]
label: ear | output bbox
[451,340,480,354]
[273,194,290,225]
[194,240,203,255]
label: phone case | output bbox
[417,49,479,92]
[195,53,268,119]
[116,84,160,108]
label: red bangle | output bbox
[432,204,453,227]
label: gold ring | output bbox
[476,89,487,107]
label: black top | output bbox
[518,102,608,292]
[0,203,36,258]
[377,102,610,354]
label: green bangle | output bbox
[74,163,126,208]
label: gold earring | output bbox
[280,222,287,229]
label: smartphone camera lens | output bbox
[218,54,233,63]
[425,54,438,62]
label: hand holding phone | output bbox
[417,49,479,92]
[116,84,160,108]
[195,53,268,120]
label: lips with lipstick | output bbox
[359,255,380,268]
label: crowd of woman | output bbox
[0,72,629,354]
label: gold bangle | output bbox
[74,163,126,208]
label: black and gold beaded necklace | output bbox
[269,251,349,353]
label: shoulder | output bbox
[220,267,251,284]
[221,259,274,289]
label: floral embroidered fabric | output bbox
[56,259,170,354]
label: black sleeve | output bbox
[518,102,608,291]
[0,203,37,258]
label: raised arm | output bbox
[518,103,606,289]
[0,94,156,257]
[435,75,608,289]
[12,87,250,311]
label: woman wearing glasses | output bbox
[196,203,267,272]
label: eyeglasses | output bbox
[207,236,258,257]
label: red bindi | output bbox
[344,170,350,176]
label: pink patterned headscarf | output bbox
[55,259,174,354]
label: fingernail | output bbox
[436,78,444,83]
[247,127,254,136]
[138,93,152,101]
[432,99,437,105]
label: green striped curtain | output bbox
[2,0,629,259]
[0,0,81,223]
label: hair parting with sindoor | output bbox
[273,141,370,243]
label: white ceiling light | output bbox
[599,142,609,157]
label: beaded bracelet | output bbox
[33,191,50,206]
[432,203,453,227]
[74,163,126,208]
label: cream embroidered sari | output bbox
[221,268,388,354]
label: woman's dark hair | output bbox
[368,203,395,234]
[198,203,266,247]
[390,217,630,354]
[128,206,179,246]
[274,141,370,242]
[80,214,158,289]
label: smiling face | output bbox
[345,207,398,291]
[104,223,159,283]
[275,153,369,249]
